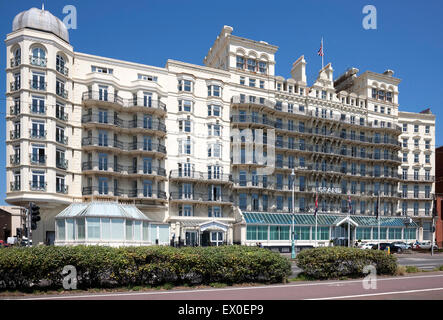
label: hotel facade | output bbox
[5,7,436,249]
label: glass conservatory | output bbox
[54,201,169,246]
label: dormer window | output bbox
[258,61,267,73]
[91,66,113,74]
[247,59,256,72]
[236,56,245,69]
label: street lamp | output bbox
[291,169,296,259]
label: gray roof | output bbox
[55,202,151,221]
[13,7,69,42]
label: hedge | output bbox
[296,247,397,279]
[0,245,291,291]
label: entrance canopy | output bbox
[335,216,358,227]
[241,212,419,227]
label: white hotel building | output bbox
[5,7,435,249]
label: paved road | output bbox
[5,272,443,300]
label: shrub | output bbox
[296,247,397,279]
[0,245,291,291]
[405,266,420,273]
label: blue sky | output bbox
[0,0,442,204]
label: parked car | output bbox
[372,242,391,251]
[360,243,376,249]
[390,241,411,253]
[415,241,439,250]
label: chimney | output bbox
[291,55,307,84]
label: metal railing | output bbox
[82,91,167,112]
[29,154,47,165]
[29,181,47,191]
[56,159,68,170]
[10,155,20,165]
[29,129,46,139]
[29,55,47,67]
[10,182,21,191]
[56,185,68,194]
[29,80,47,91]
[10,81,20,91]
[10,57,20,67]
[30,104,46,114]
[169,170,232,182]
[56,87,68,99]
[169,192,233,203]
[56,64,69,76]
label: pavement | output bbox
[4,272,443,300]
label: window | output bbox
[414,139,419,148]
[208,206,221,218]
[259,80,265,89]
[178,79,192,92]
[91,65,113,74]
[208,143,221,158]
[179,117,191,133]
[402,123,407,132]
[178,100,192,112]
[31,47,46,66]
[137,74,158,82]
[414,153,419,163]
[414,124,419,133]
[240,76,245,85]
[208,105,221,117]
[56,174,66,193]
[425,154,430,164]
[239,193,247,210]
[98,177,108,194]
[276,196,283,210]
[247,58,256,71]
[236,56,245,69]
[258,61,267,73]
[56,54,67,75]
[31,72,45,90]
[425,125,430,134]
[425,140,430,150]
[31,96,45,114]
[208,85,221,97]
[402,138,408,148]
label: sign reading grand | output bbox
[317,187,342,194]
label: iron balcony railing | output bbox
[56,135,68,145]
[82,187,166,199]
[82,161,166,176]
[29,55,47,67]
[10,182,21,191]
[169,170,233,182]
[400,192,433,200]
[10,155,20,165]
[29,181,47,191]
[56,87,68,99]
[81,137,166,154]
[29,129,47,139]
[56,185,68,194]
[10,81,20,91]
[81,91,167,112]
[169,192,233,203]
[10,57,20,67]
[30,104,46,114]
[56,110,68,121]
[56,159,68,170]
[29,154,47,165]
[29,80,47,91]
[10,130,20,139]
[401,174,435,182]
[56,64,69,76]
[10,104,20,115]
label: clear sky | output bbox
[0,0,442,205]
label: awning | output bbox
[241,212,419,227]
[178,220,229,231]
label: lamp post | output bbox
[291,169,296,259]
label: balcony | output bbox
[56,185,68,194]
[56,64,69,76]
[169,170,232,183]
[10,182,21,191]
[10,105,20,116]
[30,104,46,115]
[56,87,68,99]
[29,80,47,91]
[29,181,47,191]
[126,166,166,176]
[10,155,20,165]
[10,81,20,92]
[231,115,275,127]
[29,129,46,139]
[129,189,167,199]
[30,154,47,165]
[10,130,20,140]
[10,57,20,68]
[401,174,434,182]
[56,159,68,170]
[56,135,68,145]
[169,192,233,203]
[126,97,167,112]
[82,91,124,106]
[400,192,433,200]
[56,110,68,121]
[29,55,47,67]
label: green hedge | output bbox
[0,245,291,291]
[296,247,397,279]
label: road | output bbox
[4,272,443,300]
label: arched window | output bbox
[12,47,21,66]
[31,47,46,67]
[56,54,68,75]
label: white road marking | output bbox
[6,273,443,300]
[307,287,443,300]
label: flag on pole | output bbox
[317,39,324,57]
[314,193,318,217]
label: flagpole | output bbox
[321,37,324,69]
[348,196,351,248]
[315,192,318,248]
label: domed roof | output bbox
[12,7,69,43]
